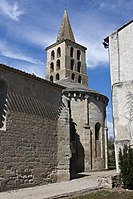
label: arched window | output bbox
[78,75,82,83]
[71,73,75,81]
[50,62,54,73]
[57,47,61,57]
[95,123,101,140]
[0,79,7,129]
[70,47,74,57]
[56,73,60,80]
[50,75,53,82]
[51,50,55,60]
[95,122,101,157]
[71,60,74,70]
[77,50,81,60]
[77,62,81,72]
[56,59,60,70]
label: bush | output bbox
[108,136,116,169]
[119,144,133,189]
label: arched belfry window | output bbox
[95,122,101,157]
[70,47,74,58]
[56,59,60,70]
[0,79,7,129]
[71,73,75,81]
[71,60,74,70]
[51,50,55,60]
[50,62,54,73]
[78,75,82,83]
[77,62,81,73]
[50,75,53,82]
[57,47,61,57]
[56,73,60,80]
[77,50,81,60]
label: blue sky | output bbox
[0,0,133,137]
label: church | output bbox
[0,10,108,191]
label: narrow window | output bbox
[50,62,54,73]
[70,47,74,57]
[51,50,55,60]
[56,59,60,70]
[78,75,82,83]
[57,47,61,57]
[77,50,81,60]
[50,75,53,82]
[0,80,7,129]
[71,60,74,70]
[95,122,101,157]
[77,62,81,72]
[56,73,60,80]
[71,73,75,81]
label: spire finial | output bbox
[57,9,75,42]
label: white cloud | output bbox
[76,35,109,68]
[0,41,44,65]
[107,107,112,117]
[21,28,55,48]
[107,121,114,138]
[0,0,24,21]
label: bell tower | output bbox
[45,9,88,86]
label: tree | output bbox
[108,136,116,169]
[119,145,133,189]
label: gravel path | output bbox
[0,170,116,199]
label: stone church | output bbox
[104,20,133,172]
[0,10,108,191]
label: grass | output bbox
[71,190,133,199]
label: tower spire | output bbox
[57,9,75,42]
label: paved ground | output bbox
[0,170,117,199]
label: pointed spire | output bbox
[57,9,75,42]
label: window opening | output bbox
[77,50,81,60]
[71,73,75,81]
[56,59,60,70]
[78,75,82,83]
[50,62,54,73]
[77,62,81,72]
[51,50,55,60]
[71,60,74,70]
[50,75,53,82]
[57,47,61,57]
[0,80,7,129]
[95,122,101,157]
[56,73,60,80]
[70,47,74,57]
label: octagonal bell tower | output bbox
[45,9,88,86]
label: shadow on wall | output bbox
[0,79,7,129]
[70,119,84,175]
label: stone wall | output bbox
[64,91,108,173]
[108,21,133,171]
[0,64,70,191]
[109,22,133,86]
[89,96,107,170]
[112,81,133,171]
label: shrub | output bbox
[108,136,116,169]
[119,144,133,189]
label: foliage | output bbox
[108,136,116,169]
[72,190,133,199]
[119,144,133,189]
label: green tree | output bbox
[108,136,116,169]
[119,145,133,189]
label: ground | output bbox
[71,189,133,199]
[0,170,117,199]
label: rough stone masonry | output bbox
[104,20,133,171]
